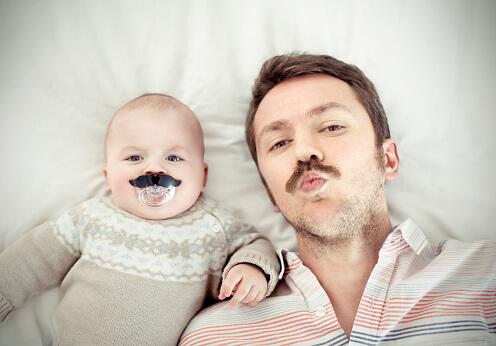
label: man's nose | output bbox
[293,136,324,164]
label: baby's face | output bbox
[104,106,207,220]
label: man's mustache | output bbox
[129,174,182,189]
[285,158,341,193]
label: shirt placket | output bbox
[286,252,349,345]
[349,241,399,345]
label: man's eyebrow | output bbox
[257,102,353,140]
[306,101,352,117]
[258,120,291,139]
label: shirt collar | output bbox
[276,248,306,278]
[381,218,429,256]
[278,219,430,270]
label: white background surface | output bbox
[1,1,495,344]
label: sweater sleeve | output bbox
[209,204,281,297]
[0,205,84,323]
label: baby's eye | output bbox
[125,155,143,162]
[166,155,183,162]
[270,140,290,151]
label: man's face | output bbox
[104,106,207,220]
[254,74,392,244]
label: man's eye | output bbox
[166,155,183,162]
[270,140,289,151]
[125,155,143,161]
[323,124,344,132]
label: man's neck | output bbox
[297,215,392,337]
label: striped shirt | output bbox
[180,219,496,345]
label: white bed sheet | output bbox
[1,0,495,344]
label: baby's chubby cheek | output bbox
[106,171,131,193]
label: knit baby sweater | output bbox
[0,195,280,345]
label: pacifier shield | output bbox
[129,174,181,207]
[138,185,176,207]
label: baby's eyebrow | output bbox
[120,146,143,154]
[168,145,186,151]
[117,145,193,156]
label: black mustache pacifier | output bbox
[129,174,182,207]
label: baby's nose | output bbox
[145,170,165,175]
[145,158,168,175]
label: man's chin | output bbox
[301,197,339,218]
[289,209,335,232]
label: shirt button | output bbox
[314,306,326,317]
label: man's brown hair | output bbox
[245,53,390,166]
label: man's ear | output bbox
[382,139,400,182]
[201,163,208,192]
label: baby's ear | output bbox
[103,168,111,192]
[202,163,208,192]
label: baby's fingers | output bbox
[241,286,261,304]
[230,281,253,305]
[246,290,266,306]
[219,272,242,300]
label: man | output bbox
[180,54,496,345]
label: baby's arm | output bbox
[219,263,268,305]
[0,208,82,323]
[207,205,280,305]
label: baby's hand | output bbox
[218,263,268,306]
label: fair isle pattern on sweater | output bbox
[52,196,261,282]
[0,195,280,345]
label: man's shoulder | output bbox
[438,237,496,256]
[429,238,496,276]
[400,218,496,264]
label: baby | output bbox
[0,94,280,345]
